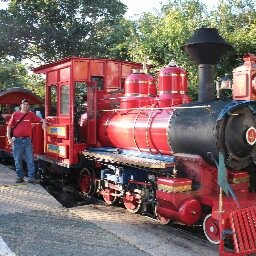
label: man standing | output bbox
[6,99,47,184]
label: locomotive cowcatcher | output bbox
[28,28,256,255]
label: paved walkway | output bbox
[0,163,218,256]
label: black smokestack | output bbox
[181,28,233,102]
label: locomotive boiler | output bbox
[31,28,256,255]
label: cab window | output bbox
[75,82,87,113]
[48,85,57,116]
[60,85,69,114]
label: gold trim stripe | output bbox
[157,183,191,193]
[229,176,249,184]
[123,93,150,97]
[126,80,149,84]
[159,73,186,77]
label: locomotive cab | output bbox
[33,58,142,166]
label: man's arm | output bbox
[31,112,47,130]
[6,126,13,145]
[41,119,47,130]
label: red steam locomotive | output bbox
[1,28,256,255]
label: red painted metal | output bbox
[178,199,201,224]
[158,63,186,93]
[219,206,256,255]
[248,207,256,250]
[0,88,43,105]
[0,124,6,150]
[157,177,192,192]
[32,123,44,155]
[120,71,155,109]
[203,214,220,244]
[148,79,157,96]
[80,174,91,194]
[101,188,119,205]
[233,53,256,100]
[155,204,172,224]
[34,57,142,165]
[98,108,174,154]
[124,71,154,96]
[157,62,191,107]
[79,167,96,196]
[120,96,153,109]
[154,155,217,225]
[87,83,97,147]
[231,207,256,253]
[174,154,218,198]
[155,197,201,225]
[123,191,142,213]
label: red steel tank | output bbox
[120,70,156,109]
[156,61,191,107]
[148,79,157,97]
[98,64,191,155]
[98,108,175,155]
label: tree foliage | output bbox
[208,0,256,74]
[0,59,45,97]
[128,0,256,100]
[0,0,129,61]
[0,0,255,100]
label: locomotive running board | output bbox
[81,148,176,169]
[220,206,256,255]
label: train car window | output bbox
[60,85,69,114]
[0,104,8,114]
[91,76,104,90]
[49,85,57,116]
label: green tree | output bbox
[208,0,256,77]
[0,0,128,61]
[128,0,256,100]
[99,18,136,60]
[128,0,208,99]
[0,59,44,97]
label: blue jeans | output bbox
[13,138,35,180]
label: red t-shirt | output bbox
[8,111,42,137]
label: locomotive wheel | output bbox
[102,188,119,205]
[79,167,95,196]
[155,203,171,225]
[203,214,220,245]
[123,190,143,214]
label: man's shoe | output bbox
[16,177,24,183]
[28,179,40,184]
